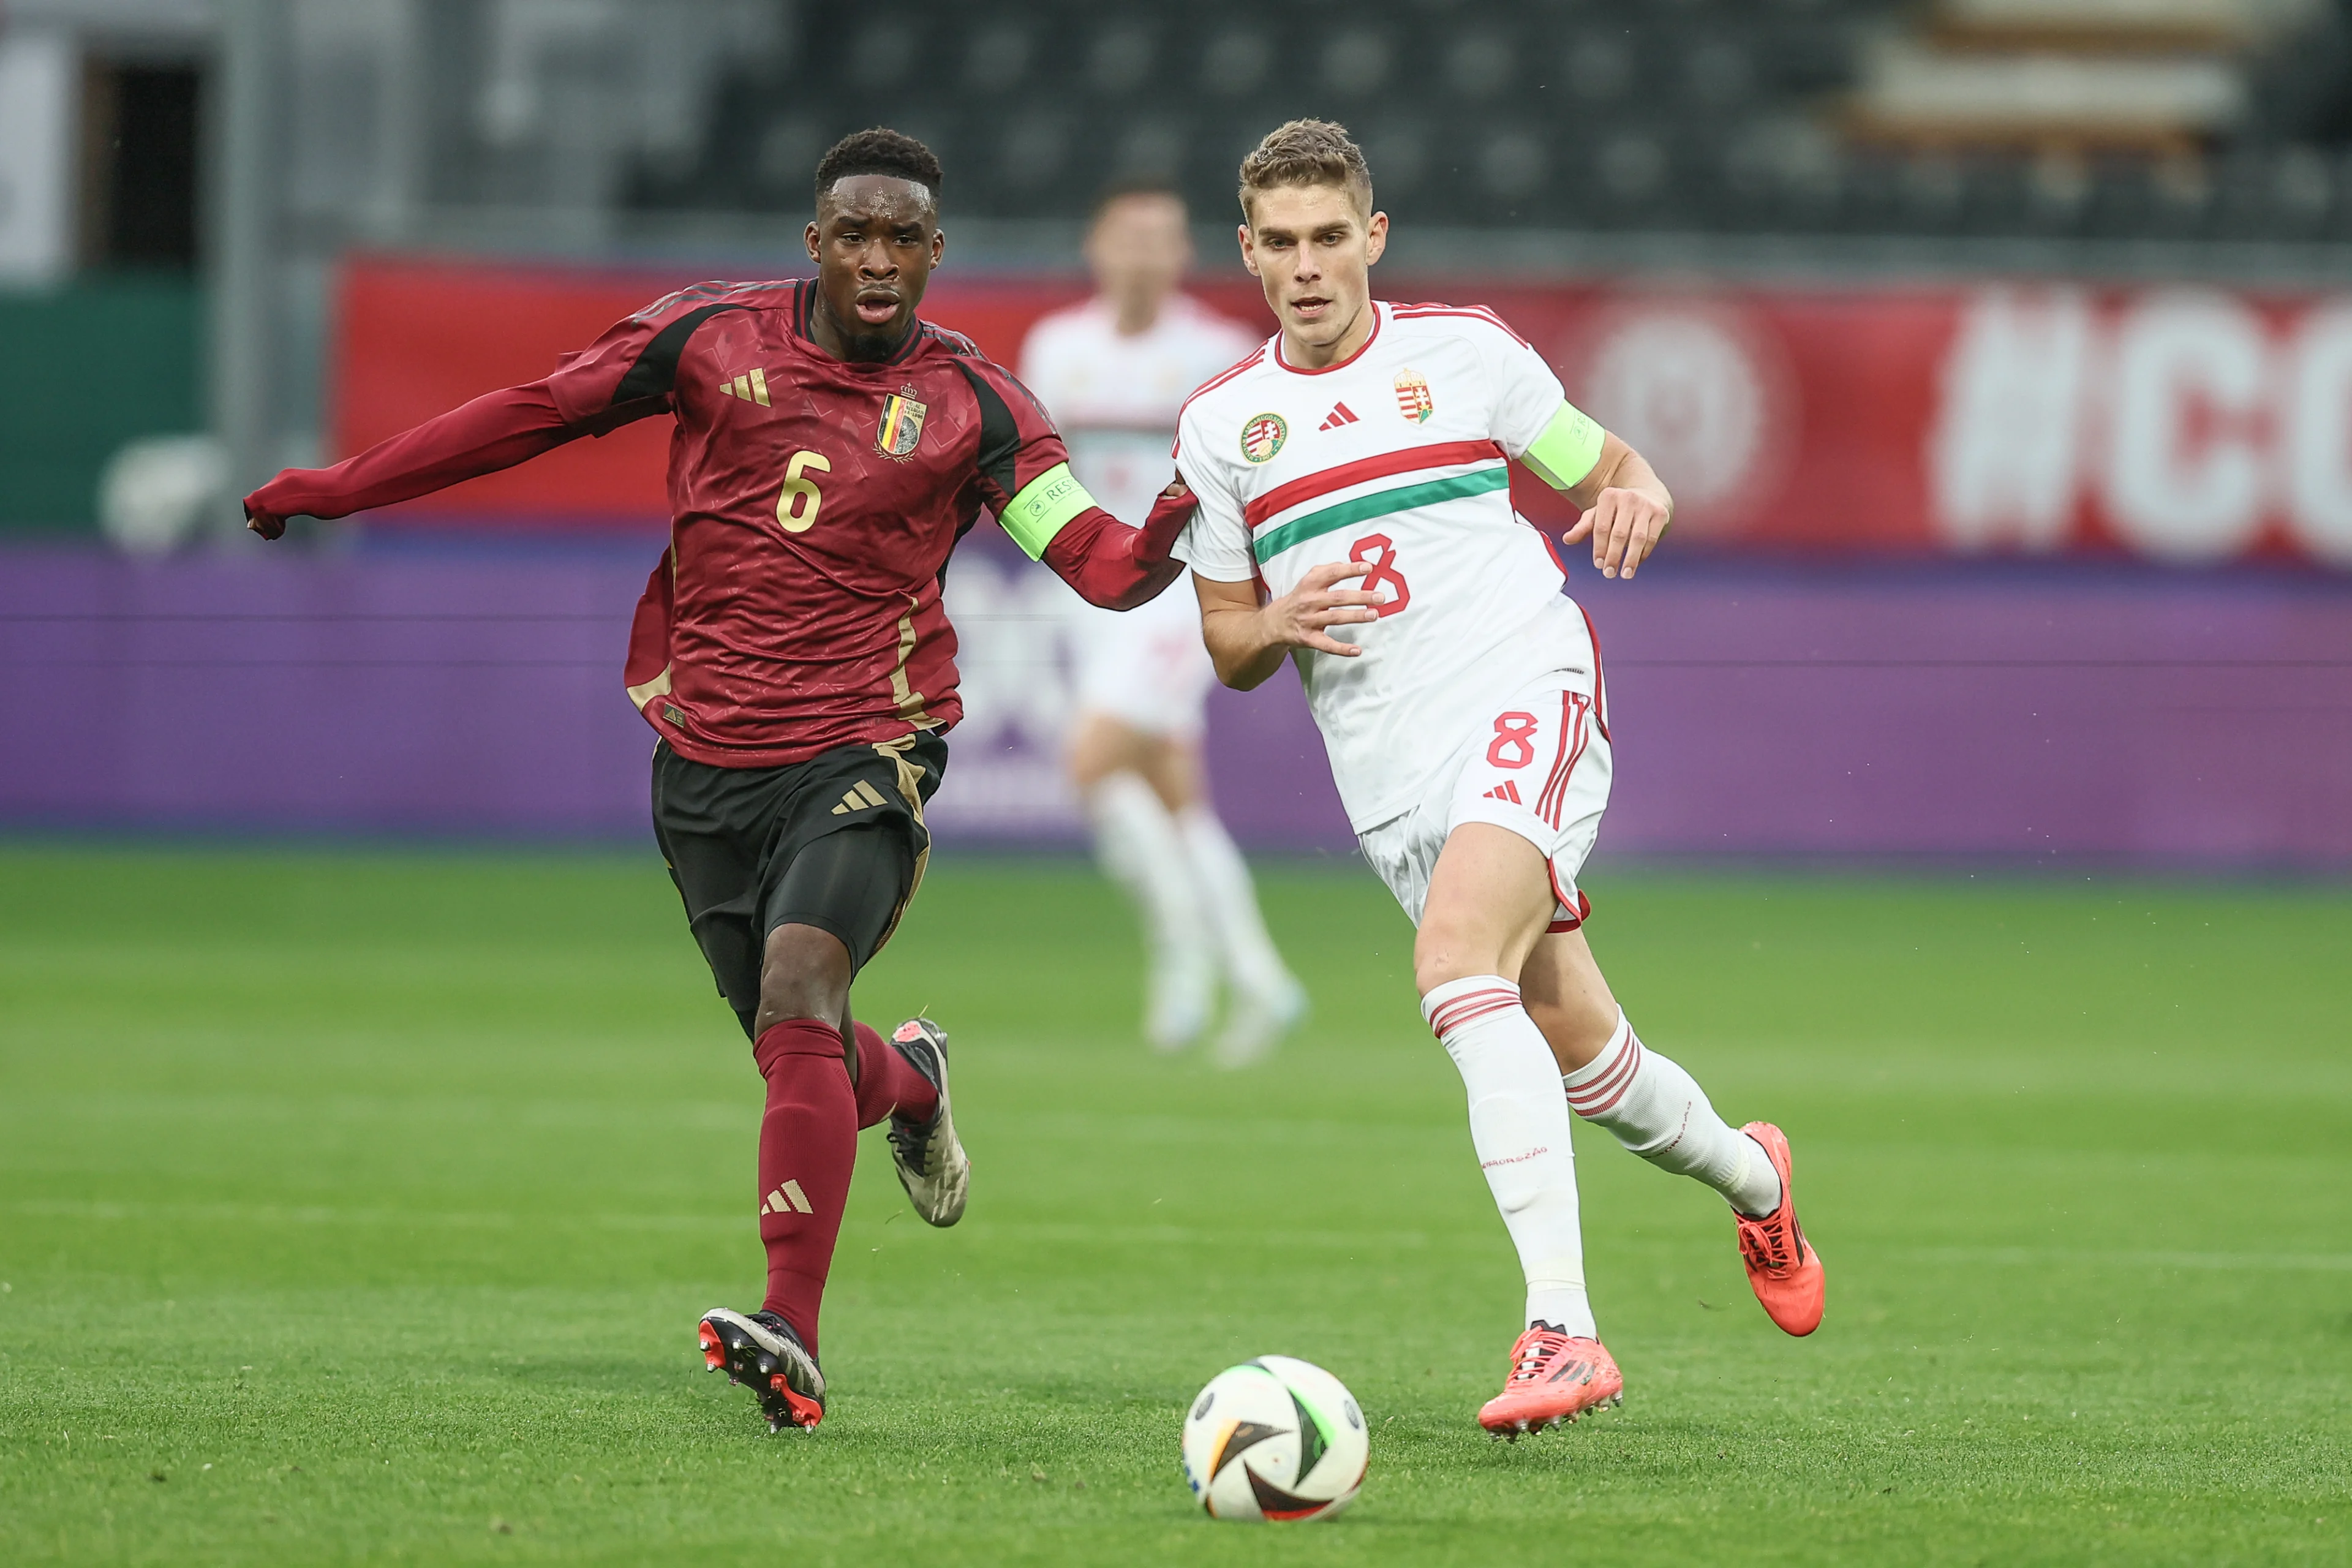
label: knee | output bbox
[1412,918,1502,998]
[1523,990,1621,1072]
[752,924,851,1037]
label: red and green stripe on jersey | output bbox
[1244,439,1510,564]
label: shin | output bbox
[1418,826,1594,1334]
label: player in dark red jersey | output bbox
[243,129,1199,1433]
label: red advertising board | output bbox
[334,254,2352,566]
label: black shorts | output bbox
[650,733,948,1029]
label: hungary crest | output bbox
[1394,369,1434,424]
[876,388,927,458]
[1240,412,1288,463]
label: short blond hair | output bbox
[1237,119,1373,222]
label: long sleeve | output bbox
[244,382,593,523]
[950,345,1196,611]
[1040,481,1198,611]
[243,280,757,526]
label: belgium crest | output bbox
[1394,369,1434,424]
[1240,412,1288,463]
[876,386,927,458]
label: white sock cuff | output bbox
[1561,1010,1640,1118]
[1420,975,1521,1039]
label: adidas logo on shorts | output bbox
[1483,781,1523,805]
[832,780,889,816]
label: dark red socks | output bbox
[849,1020,940,1129]
[750,1019,858,1355]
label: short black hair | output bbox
[1091,176,1185,220]
[813,128,943,207]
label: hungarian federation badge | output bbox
[876,388,927,458]
[1394,369,1435,424]
[1241,412,1288,463]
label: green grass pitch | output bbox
[2,844,2347,1565]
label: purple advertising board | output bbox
[4,537,2348,867]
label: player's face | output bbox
[1085,194,1190,318]
[1239,185,1388,356]
[805,176,944,361]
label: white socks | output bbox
[1088,773,1214,1047]
[1423,987,1781,1337]
[1090,775,1300,1052]
[1423,976,1596,1338]
[1173,804,1298,1006]
[1562,1011,1782,1219]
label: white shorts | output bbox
[1356,670,1611,931]
[1066,586,1216,739]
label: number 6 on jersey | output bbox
[776,450,831,533]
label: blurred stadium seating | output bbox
[604,0,2352,243]
[23,0,2342,255]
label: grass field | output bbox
[1,844,2347,1566]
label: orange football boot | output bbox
[1476,1327,1623,1438]
[1733,1120,1825,1336]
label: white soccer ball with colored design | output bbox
[1180,1356,1367,1521]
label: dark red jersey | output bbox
[248,278,1194,767]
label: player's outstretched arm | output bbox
[243,285,702,538]
[242,382,600,539]
[1035,477,1199,610]
[1558,431,1673,582]
[1194,563,1387,692]
[973,353,1191,609]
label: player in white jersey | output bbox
[1021,183,1306,1066]
[1172,121,1826,1435]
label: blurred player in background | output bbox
[1021,185,1307,1067]
[240,129,1201,1435]
[1177,121,1826,1436]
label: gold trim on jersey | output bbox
[625,662,674,709]
[888,601,938,729]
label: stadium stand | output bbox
[614,0,2352,242]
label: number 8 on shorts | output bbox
[1487,712,1541,769]
[1453,679,1613,929]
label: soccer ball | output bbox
[1180,1356,1367,1521]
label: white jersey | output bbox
[1171,301,1608,831]
[1023,295,1261,734]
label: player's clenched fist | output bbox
[1261,560,1390,658]
[1564,486,1671,581]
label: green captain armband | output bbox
[998,462,1098,560]
[1523,401,1607,491]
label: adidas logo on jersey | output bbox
[760,1179,814,1216]
[1318,402,1360,431]
[720,368,771,407]
[1483,781,1524,805]
[831,780,889,816]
